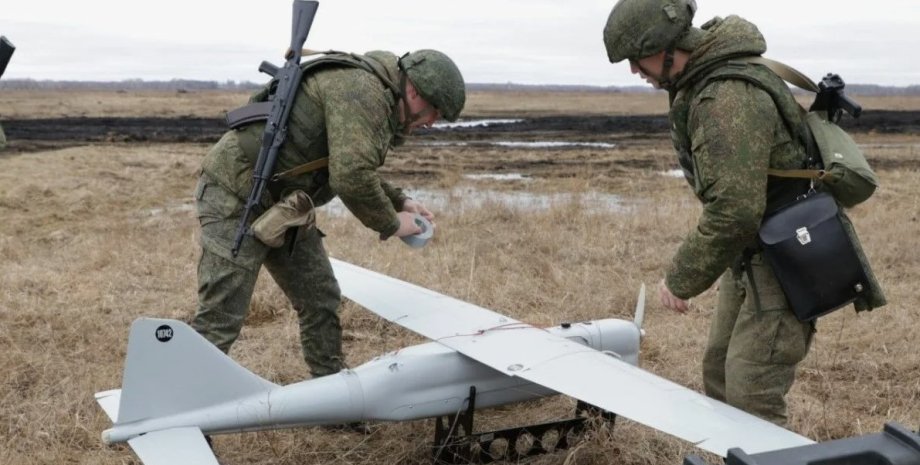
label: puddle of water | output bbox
[140,203,195,217]
[432,119,523,129]
[661,169,685,178]
[320,186,625,217]
[463,173,532,181]
[416,141,470,147]
[857,143,920,149]
[415,140,616,149]
[493,141,617,149]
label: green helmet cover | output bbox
[603,0,697,63]
[401,49,466,122]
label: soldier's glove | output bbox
[251,190,315,248]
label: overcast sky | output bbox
[1,0,918,87]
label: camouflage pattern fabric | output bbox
[401,50,465,121]
[201,50,409,239]
[664,16,815,423]
[193,51,417,374]
[667,16,886,310]
[193,175,343,377]
[702,263,813,426]
[0,123,6,150]
[665,17,803,298]
[603,0,697,63]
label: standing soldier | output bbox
[193,49,465,378]
[602,0,883,425]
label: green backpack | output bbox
[741,57,879,208]
[802,110,878,208]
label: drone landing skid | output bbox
[432,386,616,464]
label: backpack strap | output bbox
[740,57,819,93]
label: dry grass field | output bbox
[6,88,920,119]
[0,89,918,465]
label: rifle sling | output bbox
[272,157,329,181]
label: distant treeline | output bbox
[0,79,262,92]
[1,78,919,96]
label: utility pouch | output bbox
[251,190,315,248]
[758,192,869,321]
[804,112,879,208]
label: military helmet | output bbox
[603,0,697,63]
[400,50,466,122]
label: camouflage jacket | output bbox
[201,51,408,238]
[666,17,887,310]
[664,16,811,299]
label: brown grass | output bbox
[0,91,918,465]
[5,89,920,120]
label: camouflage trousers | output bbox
[702,254,814,426]
[192,174,344,377]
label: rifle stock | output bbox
[290,1,319,61]
[230,0,319,257]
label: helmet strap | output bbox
[397,58,437,128]
[657,46,676,89]
[396,57,415,130]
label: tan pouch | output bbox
[251,190,315,248]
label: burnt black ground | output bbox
[3,110,919,151]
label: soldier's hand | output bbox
[659,279,690,314]
[394,211,424,238]
[402,199,435,223]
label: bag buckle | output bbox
[796,227,812,245]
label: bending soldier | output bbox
[193,49,465,377]
[604,0,830,425]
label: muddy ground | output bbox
[3,111,919,179]
[4,110,920,147]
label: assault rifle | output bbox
[809,73,862,123]
[0,36,15,79]
[230,0,320,257]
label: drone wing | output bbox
[331,258,814,457]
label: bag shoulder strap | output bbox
[739,57,819,93]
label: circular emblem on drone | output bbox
[155,325,174,342]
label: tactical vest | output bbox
[222,51,404,203]
[669,58,814,214]
[228,51,402,131]
[670,58,888,312]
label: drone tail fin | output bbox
[95,318,276,426]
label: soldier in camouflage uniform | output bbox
[604,0,825,425]
[193,49,465,378]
